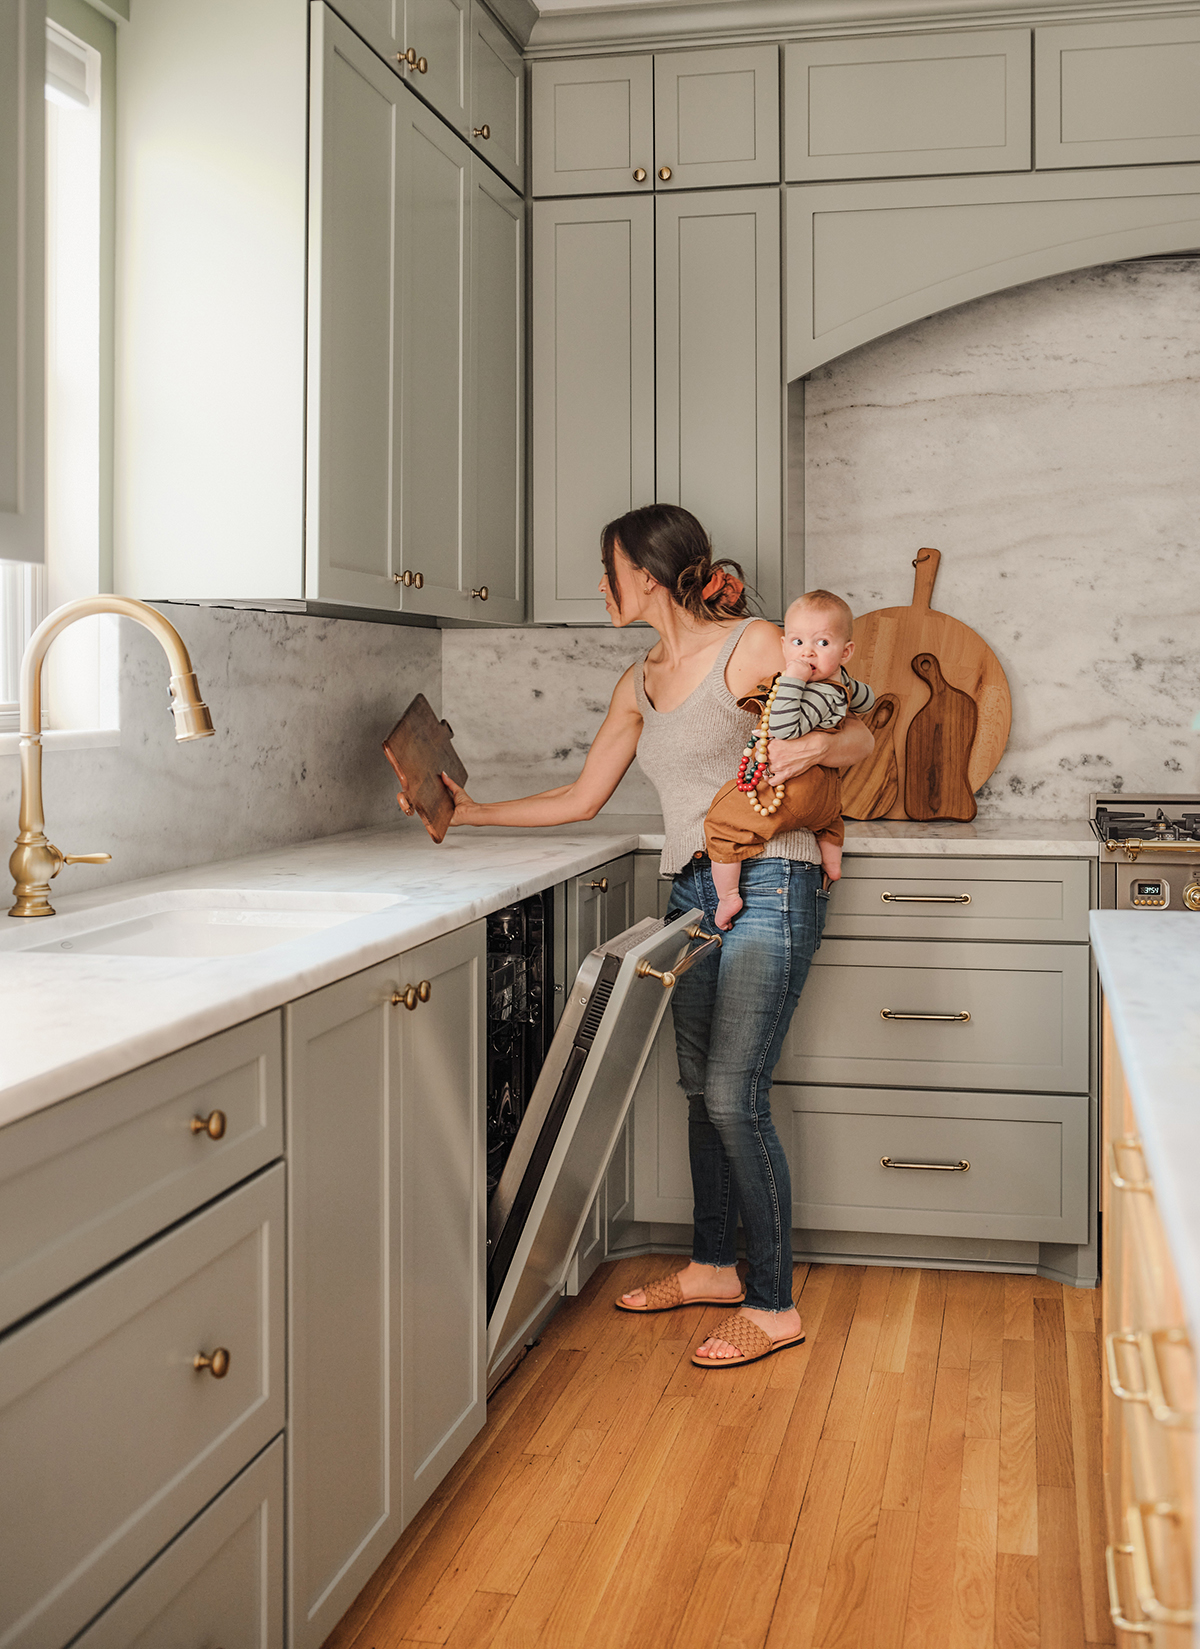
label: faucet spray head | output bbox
[169,673,216,741]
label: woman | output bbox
[428,505,871,1367]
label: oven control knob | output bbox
[1183,881,1200,911]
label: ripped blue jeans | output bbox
[666,855,827,1313]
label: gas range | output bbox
[1091,793,1200,911]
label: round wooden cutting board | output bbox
[847,549,1012,822]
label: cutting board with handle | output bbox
[849,548,1011,821]
[841,693,900,820]
[904,654,979,821]
[383,693,468,843]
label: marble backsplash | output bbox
[0,604,441,888]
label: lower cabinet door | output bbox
[71,1437,284,1649]
[0,1166,285,1649]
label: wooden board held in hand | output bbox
[383,694,468,843]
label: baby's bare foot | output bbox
[714,893,743,931]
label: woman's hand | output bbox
[394,773,479,827]
[766,729,834,781]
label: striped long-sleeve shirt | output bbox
[766,667,875,741]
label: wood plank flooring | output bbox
[324,1259,1112,1649]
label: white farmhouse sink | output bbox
[0,889,402,959]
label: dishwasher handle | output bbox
[635,923,721,989]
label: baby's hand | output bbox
[782,656,814,681]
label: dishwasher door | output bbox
[486,908,718,1385]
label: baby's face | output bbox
[781,604,854,681]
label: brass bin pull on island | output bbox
[880,1008,971,1023]
[881,1156,970,1172]
[881,891,971,904]
[636,924,721,989]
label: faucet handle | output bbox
[61,852,112,866]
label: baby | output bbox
[704,590,874,930]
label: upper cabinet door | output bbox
[784,31,1031,182]
[470,160,524,624]
[398,97,472,618]
[470,0,523,190]
[328,0,403,58]
[1035,17,1200,170]
[306,7,403,610]
[531,55,654,196]
[404,0,469,133]
[531,196,655,623]
[656,188,781,616]
[654,45,780,190]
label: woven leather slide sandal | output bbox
[691,1310,805,1368]
[615,1273,746,1314]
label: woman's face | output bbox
[599,542,644,627]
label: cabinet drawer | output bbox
[71,1436,284,1649]
[0,1165,285,1649]
[828,857,1091,942]
[0,1012,282,1332]
[786,1085,1089,1242]
[778,939,1089,1093]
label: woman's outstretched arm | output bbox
[427,667,644,829]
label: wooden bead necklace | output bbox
[735,676,786,817]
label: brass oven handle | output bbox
[1113,839,1200,861]
[1108,1137,1153,1193]
[1105,1330,1151,1405]
[193,1347,230,1378]
[190,1109,227,1140]
[391,981,432,1010]
[881,891,971,904]
[880,1008,971,1023]
[636,924,721,989]
[1105,1544,1153,1637]
[1138,1328,1196,1429]
[1126,1502,1196,1626]
[881,1157,969,1172]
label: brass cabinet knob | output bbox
[1184,881,1200,910]
[657,166,672,181]
[417,979,431,1002]
[633,168,647,182]
[393,570,425,588]
[392,985,419,1010]
[471,586,488,600]
[397,47,416,66]
[416,55,427,73]
[586,877,609,892]
[194,1347,230,1378]
[473,125,490,139]
[190,1109,227,1140]
[413,571,424,589]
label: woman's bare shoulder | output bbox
[726,618,783,691]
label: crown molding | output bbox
[524,0,1200,54]
[485,0,540,45]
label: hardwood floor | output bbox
[324,1259,1112,1649]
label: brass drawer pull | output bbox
[1105,1544,1153,1637]
[1126,1502,1196,1626]
[391,981,432,1010]
[636,925,721,990]
[1138,1328,1196,1430]
[881,1156,969,1172]
[1108,1137,1153,1193]
[586,877,608,891]
[190,1109,226,1140]
[880,1008,971,1023]
[193,1347,230,1378]
[1105,1330,1150,1405]
[881,891,971,904]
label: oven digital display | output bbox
[1136,881,1164,898]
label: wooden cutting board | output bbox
[841,693,900,820]
[383,694,468,843]
[849,548,1011,821]
[904,654,979,821]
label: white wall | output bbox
[0,603,441,889]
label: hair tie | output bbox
[701,567,744,608]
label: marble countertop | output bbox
[1090,912,1200,1335]
[0,811,1095,1132]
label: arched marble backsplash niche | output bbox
[801,256,1200,819]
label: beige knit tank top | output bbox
[634,618,820,876]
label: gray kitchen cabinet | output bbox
[470,0,523,189]
[533,188,781,622]
[532,194,655,622]
[0,1011,282,1334]
[71,1437,284,1649]
[1034,16,1200,170]
[470,156,524,623]
[655,187,781,613]
[329,0,469,133]
[0,0,43,567]
[0,1164,286,1649]
[530,46,778,196]
[783,30,1031,182]
[287,921,485,1649]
